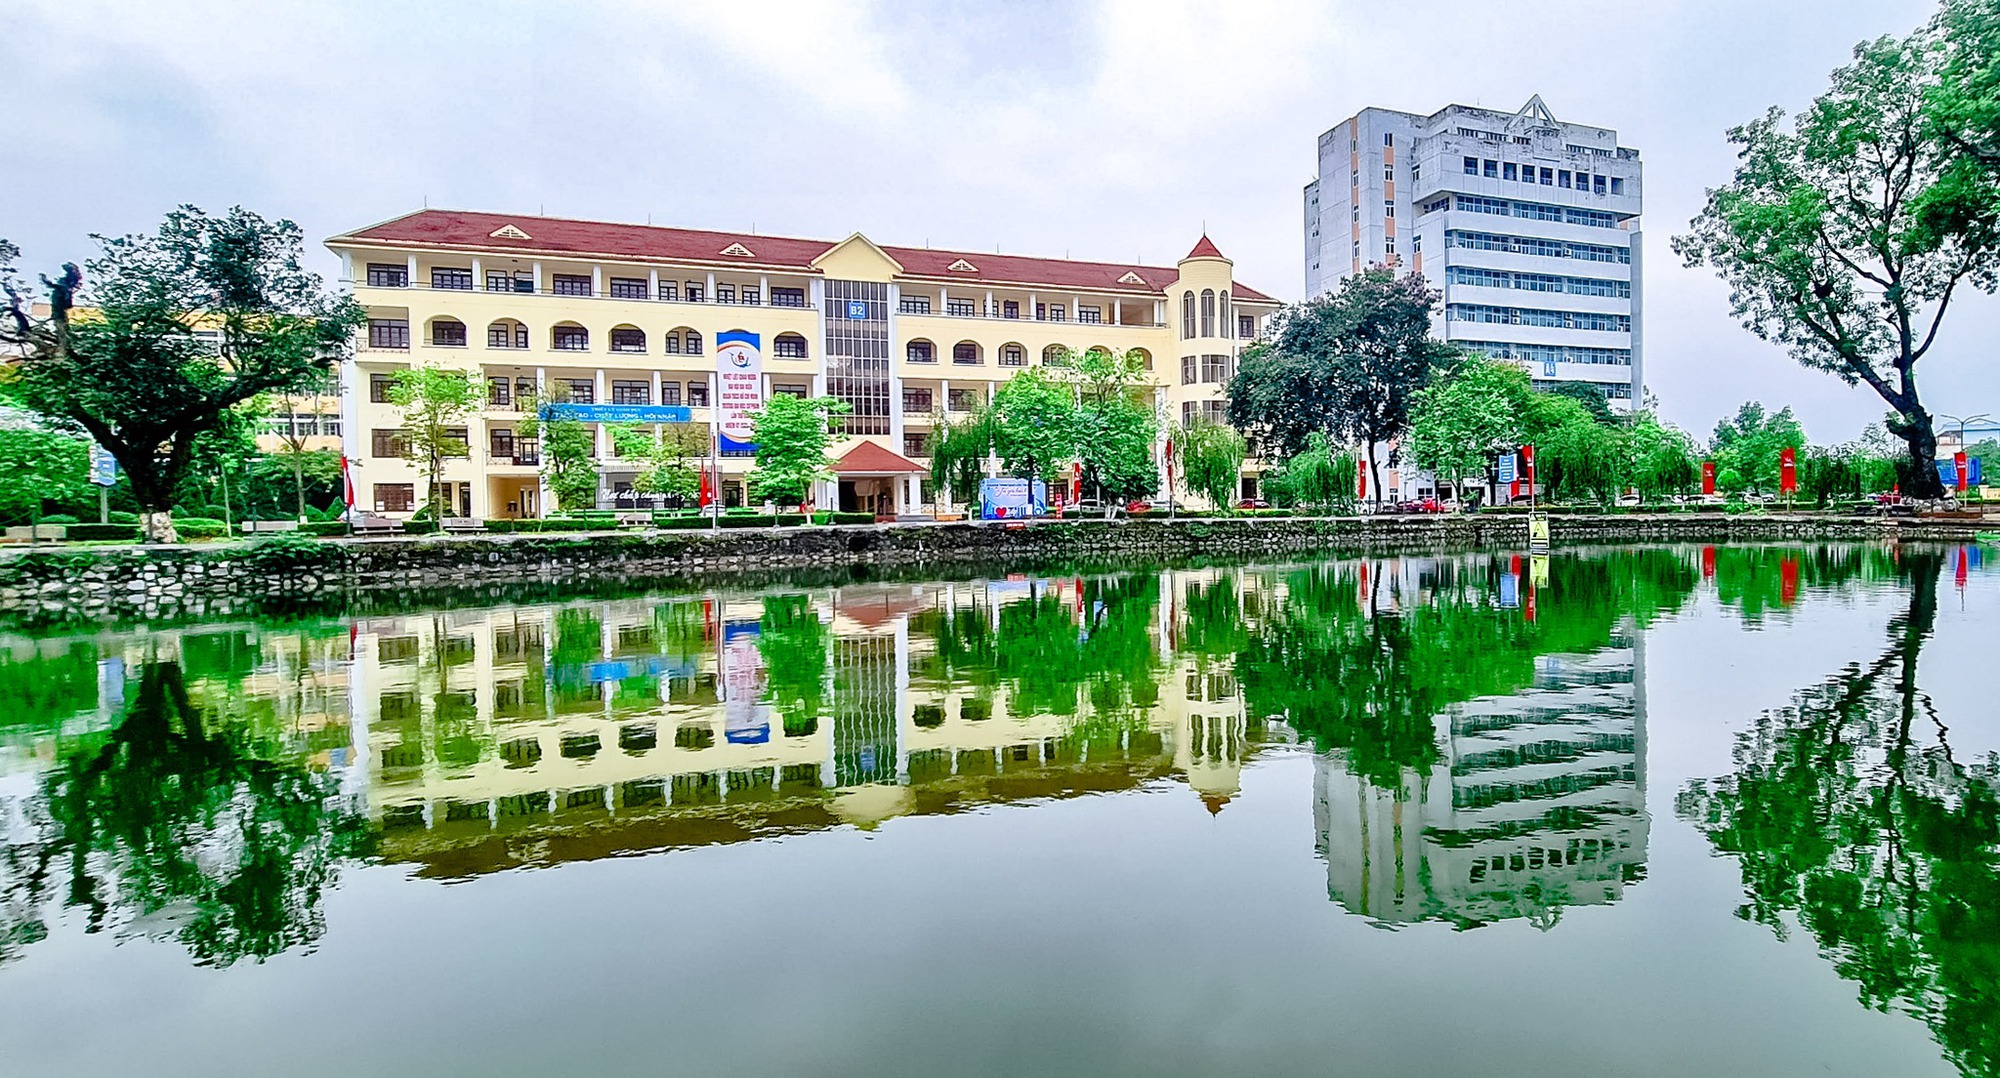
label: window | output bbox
[684,331,703,354]
[488,271,533,293]
[1610,178,1624,195]
[1384,200,1395,218]
[1045,304,1066,321]
[904,432,929,458]
[610,327,645,353]
[1220,292,1230,336]
[1540,167,1554,185]
[373,483,415,513]
[899,296,933,314]
[516,378,536,404]
[1000,343,1025,366]
[368,319,410,349]
[660,381,681,406]
[1411,163,1420,184]
[1593,175,1608,195]
[567,378,596,403]
[715,284,736,304]
[946,299,977,317]
[771,286,806,307]
[1002,300,1020,319]
[658,280,680,302]
[1201,354,1231,382]
[1078,305,1101,324]
[552,325,589,351]
[684,282,704,303]
[611,380,650,405]
[371,428,409,458]
[432,267,473,291]
[1502,163,1517,181]
[1384,132,1394,146]
[1238,314,1255,338]
[1384,165,1394,181]
[430,319,466,347]
[489,429,515,458]
[951,341,980,364]
[1413,234,1422,254]
[740,288,760,305]
[322,416,342,437]
[907,340,935,364]
[1463,156,1478,175]
[773,333,809,359]
[1182,292,1195,338]
[488,378,512,407]
[948,388,981,412]
[1181,354,1197,385]
[1559,170,1572,189]
[687,380,709,406]
[488,321,527,349]
[1200,290,1215,337]
[903,387,934,412]
[366,263,408,288]
[1483,159,1499,178]
[1352,206,1360,223]
[609,277,649,299]
[1385,237,1397,256]
[552,273,592,296]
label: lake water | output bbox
[0,544,1994,1078]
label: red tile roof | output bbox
[833,442,927,475]
[331,210,1276,303]
[1185,235,1226,260]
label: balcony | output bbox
[350,277,816,309]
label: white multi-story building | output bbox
[1305,96,1643,417]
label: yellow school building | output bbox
[324,210,1279,518]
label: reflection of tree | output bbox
[31,662,368,967]
[759,594,829,736]
[912,576,1163,719]
[1680,552,2000,1078]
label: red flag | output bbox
[698,467,713,508]
[1522,444,1536,488]
[1357,458,1368,499]
[1956,452,1971,492]
[1702,461,1717,495]
[1780,447,1797,495]
[340,454,356,509]
[1165,436,1175,491]
[1780,557,1799,606]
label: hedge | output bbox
[176,520,228,540]
[719,513,806,528]
[65,523,140,542]
[822,512,875,525]
[401,519,441,535]
[653,515,712,530]
[300,520,350,537]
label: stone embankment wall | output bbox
[0,514,1986,628]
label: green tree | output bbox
[927,408,994,511]
[1674,23,2000,499]
[264,369,340,520]
[758,594,830,737]
[748,394,849,508]
[1527,394,1628,505]
[609,422,706,502]
[386,367,480,516]
[1407,356,1528,505]
[989,367,1078,484]
[1625,412,1702,502]
[1229,268,1456,503]
[1068,348,1161,505]
[0,427,91,529]
[518,384,598,513]
[1547,380,1617,425]
[1263,432,1357,513]
[1965,436,2000,479]
[1710,401,1807,495]
[0,208,364,540]
[1174,417,1247,509]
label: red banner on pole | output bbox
[1956,452,1971,492]
[1357,458,1368,500]
[1780,557,1799,606]
[1702,461,1717,495]
[1779,447,1797,495]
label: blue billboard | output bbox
[544,403,694,424]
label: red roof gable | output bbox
[1184,235,1226,260]
[833,442,927,474]
[330,210,1277,303]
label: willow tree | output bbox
[1675,21,2000,499]
[0,209,363,540]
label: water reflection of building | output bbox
[1312,631,1647,929]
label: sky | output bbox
[2,0,1989,442]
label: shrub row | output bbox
[483,518,600,534]
[65,523,140,542]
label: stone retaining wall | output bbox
[0,513,1986,629]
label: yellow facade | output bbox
[325,211,1279,519]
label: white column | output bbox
[532,262,544,292]
[1028,292,1037,320]
[758,274,768,303]
[591,266,602,296]
[985,290,994,317]
[1113,299,1121,325]
[535,366,550,516]
[651,369,662,404]
[407,254,418,283]
[706,271,716,301]
[340,250,354,282]
[471,257,482,287]
[649,268,660,298]
[594,369,609,502]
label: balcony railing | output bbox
[350,278,816,308]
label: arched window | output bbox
[1000,343,1025,367]
[609,325,646,353]
[952,341,981,365]
[907,340,935,363]
[774,333,809,359]
[1220,292,1231,337]
[1182,292,1195,339]
[1042,344,1068,366]
[487,319,527,349]
[1200,290,1215,337]
[552,322,589,352]
[1130,347,1153,371]
[430,317,467,347]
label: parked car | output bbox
[1390,498,1445,514]
[1234,498,1270,510]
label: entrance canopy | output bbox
[833,442,927,476]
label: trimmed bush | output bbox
[39,514,81,525]
[65,523,140,542]
[300,520,349,537]
[826,512,874,525]
[483,520,518,534]
[109,511,139,525]
[654,515,712,530]
[176,519,228,540]
[401,519,441,535]
[718,513,805,528]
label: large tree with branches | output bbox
[1675,20,2000,499]
[2,207,363,540]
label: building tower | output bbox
[1305,97,1643,414]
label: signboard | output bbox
[716,330,764,453]
[1497,451,1517,486]
[1938,459,1960,488]
[544,403,694,424]
[979,477,1046,520]
[1528,512,1551,553]
[719,620,770,745]
[1955,452,1971,492]
[88,444,118,487]
[1779,446,1797,495]
[845,299,870,321]
[1542,358,1558,378]
[1972,456,1985,486]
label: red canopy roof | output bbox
[833,442,927,475]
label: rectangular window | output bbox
[373,483,415,513]
[906,341,935,363]
[716,284,736,304]
[947,388,981,412]
[368,319,410,350]
[771,286,806,307]
[553,325,589,351]
[366,263,408,288]
[1483,159,1499,178]
[900,296,933,314]
[489,429,515,458]
[684,331,703,354]
[516,378,536,404]
[1384,164,1394,181]
[608,277,649,299]
[1201,354,1231,382]
[431,320,466,346]
[660,381,681,406]
[1047,304,1066,322]
[610,328,646,353]
[824,278,890,436]
[1384,132,1394,146]
[371,428,409,458]
[432,267,473,291]
[903,387,934,413]
[611,380,650,405]
[1502,163,1517,181]
[1002,300,1020,319]
[1593,175,1608,195]
[1559,170,1572,188]
[1078,306,1102,324]
[1182,401,1197,426]
[1000,344,1025,366]
[1384,200,1395,218]
[1463,156,1478,175]
[1238,314,1254,338]
[487,271,533,293]
[658,280,680,302]
[774,382,809,398]
[740,288,760,306]
[489,378,512,408]
[946,299,976,317]
[322,416,342,437]
[1181,355,1198,385]
[1540,167,1554,185]
[684,282,704,303]
[552,273,593,296]
[1610,178,1624,195]
[567,379,596,404]
[687,381,709,407]
[904,431,929,458]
